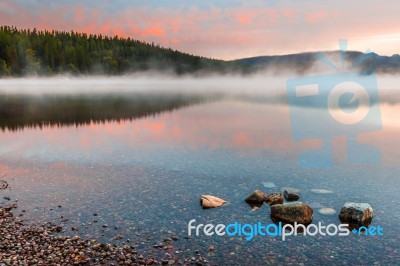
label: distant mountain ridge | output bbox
[232,51,400,74]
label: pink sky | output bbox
[1,0,400,60]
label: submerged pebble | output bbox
[262,182,277,188]
[318,208,337,215]
[311,189,334,194]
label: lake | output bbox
[0,78,399,265]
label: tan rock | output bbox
[200,195,227,209]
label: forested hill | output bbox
[1,26,399,77]
[0,26,240,76]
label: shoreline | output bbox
[0,193,210,266]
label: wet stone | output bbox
[318,208,336,215]
[265,193,284,206]
[245,190,267,206]
[0,180,8,189]
[284,190,300,201]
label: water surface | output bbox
[0,80,399,265]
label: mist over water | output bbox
[0,73,399,105]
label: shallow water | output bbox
[0,83,399,265]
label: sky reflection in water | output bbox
[0,91,399,265]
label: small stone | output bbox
[284,190,299,201]
[318,208,336,215]
[251,206,260,212]
[0,180,8,189]
[146,258,155,265]
[265,193,284,206]
[245,190,267,205]
[311,189,334,194]
[200,195,227,209]
[262,182,277,188]
[339,202,373,228]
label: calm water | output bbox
[0,81,399,265]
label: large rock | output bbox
[245,190,267,205]
[339,202,373,227]
[200,195,227,209]
[271,202,313,225]
[265,193,283,206]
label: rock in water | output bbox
[200,195,227,209]
[265,193,284,206]
[318,208,336,215]
[0,180,8,190]
[339,202,373,228]
[245,190,267,205]
[262,182,277,188]
[271,202,313,225]
[284,190,299,201]
[311,189,334,194]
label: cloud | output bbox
[1,0,400,59]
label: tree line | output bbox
[0,25,241,76]
[0,92,218,131]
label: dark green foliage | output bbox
[0,25,238,76]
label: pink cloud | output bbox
[306,11,327,23]
[235,10,258,25]
[74,5,85,21]
[0,1,399,59]
[142,27,166,36]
